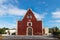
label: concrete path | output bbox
[2,35,60,40]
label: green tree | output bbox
[0,27,9,34]
[49,27,60,38]
[49,27,59,33]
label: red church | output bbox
[17,9,42,35]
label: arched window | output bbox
[27,22,32,26]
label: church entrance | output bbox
[27,27,33,35]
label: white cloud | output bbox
[0,0,47,20]
[0,0,7,4]
[0,3,46,20]
[0,0,47,28]
[0,4,27,16]
[52,10,60,18]
[55,20,60,22]
[50,9,60,23]
[34,13,44,20]
[8,8,27,16]
[33,12,47,20]
[49,20,60,23]
[0,21,16,28]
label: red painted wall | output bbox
[17,9,42,35]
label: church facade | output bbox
[17,9,42,35]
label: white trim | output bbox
[27,22,32,26]
[26,27,33,36]
[16,20,18,35]
[42,20,43,35]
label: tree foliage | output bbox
[49,27,60,38]
[0,27,9,34]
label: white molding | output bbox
[16,20,18,35]
[26,27,33,36]
[42,20,43,35]
[27,22,32,26]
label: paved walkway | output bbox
[2,35,60,40]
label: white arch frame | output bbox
[26,27,33,36]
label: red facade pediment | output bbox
[17,9,42,35]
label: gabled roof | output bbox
[25,8,34,15]
[22,9,37,21]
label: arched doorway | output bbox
[27,27,33,35]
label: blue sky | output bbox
[0,0,60,28]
